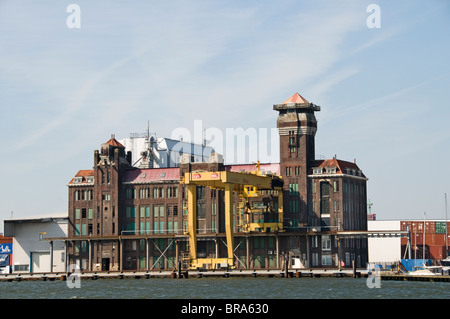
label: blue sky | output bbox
[0,0,449,230]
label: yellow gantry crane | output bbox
[181,164,284,269]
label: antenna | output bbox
[367,199,373,214]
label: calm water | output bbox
[1,277,449,299]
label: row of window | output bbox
[125,205,179,218]
[285,166,301,176]
[125,186,179,200]
[74,190,94,201]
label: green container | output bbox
[435,222,447,234]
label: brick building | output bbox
[66,93,368,271]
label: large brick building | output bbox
[66,93,368,271]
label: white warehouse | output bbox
[3,212,68,273]
[368,220,402,264]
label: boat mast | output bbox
[423,212,426,263]
[446,193,448,258]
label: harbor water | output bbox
[1,276,449,299]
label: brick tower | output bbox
[273,93,320,229]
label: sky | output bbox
[0,0,449,231]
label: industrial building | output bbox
[368,219,449,267]
[62,93,369,271]
[3,213,68,273]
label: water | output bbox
[1,277,449,299]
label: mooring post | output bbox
[352,259,356,278]
[284,251,289,278]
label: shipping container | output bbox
[435,221,448,234]
[429,245,445,260]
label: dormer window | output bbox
[86,177,94,183]
[326,167,336,174]
[74,177,83,184]
[313,168,322,175]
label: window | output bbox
[321,235,331,251]
[153,205,164,219]
[333,181,339,192]
[14,264,29,272]
[289,183,298,196]
[81,208,87,219]
[312,253,319,266]
[333,200,340,212]
[321,254,332,266]
[75,209,80,219]
[313,168,322,174]
[320,182,330,197]
[126,188,134,199]
[167,186,178,198]
[285,167,291,176]
[140,188,149,199]
[312,236,319,248]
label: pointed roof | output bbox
[311,158,366,178]
[105,134,125,148]
[281,92,309,105]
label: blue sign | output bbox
[0,244,12,254]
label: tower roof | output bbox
[281,92,309,105]
[273,92,320,111]
[105,134,125,148]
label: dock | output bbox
[0,268,369,282]
[380,273,450,282]
[3,269,449,282]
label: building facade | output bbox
[66,93,368,271]
[3,213,68,273]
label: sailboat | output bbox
[440,193,450,267]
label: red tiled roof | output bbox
[281,92,309,105]
[122,168,180,184]
[312,158,366,178]
[105,137,125,148]
[68,169,94,184]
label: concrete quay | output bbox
[0,268,370,282]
